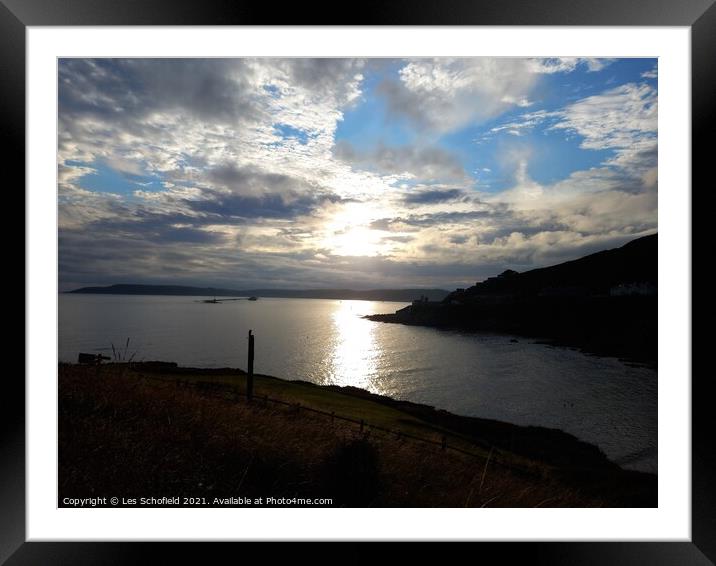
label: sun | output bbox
[328,226,382,257]
[321,203,384,257]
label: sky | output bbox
[58,57,657,291]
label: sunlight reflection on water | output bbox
[59,294,657,472]
[328,301,380,390]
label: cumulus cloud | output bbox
[461,80,658,271]
[378,58,540,133]
[58,58,657,291]
[376,58,615,135]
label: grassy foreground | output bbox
[59,362,656,507]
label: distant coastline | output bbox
[66,284,448,303]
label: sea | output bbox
[58,294,657,473]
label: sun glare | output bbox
[322,203,385,257]
[328,300,380,389]
[329,226,382,257]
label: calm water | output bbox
[59,294,657,473]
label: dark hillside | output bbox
[449,234,656,301]
[368,234,658,365]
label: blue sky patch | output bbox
[274,123,310,144]
[74,161,162,196]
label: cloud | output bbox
[272,58,365,103]
[448,235,470,245]
[487,82,657,182]
[59,59,265,125]
[58,58,368,185]
[57,58,657,291]
[488,110,553,137]
[552,82,657,187]
[205,163,309,195]
[641,66,658,79]
[528,58,615,74]
[403,188,467,205]
[489,82,657,146]
[378,58,540,133]
[466,81,658,262]
[550,83,657,152]
[187,190,345,220]
[333,141,466,181]
[377,58,615,135]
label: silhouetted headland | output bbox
[367,234,657,366]
[68,284,448,303]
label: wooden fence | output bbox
[120,366,522,474]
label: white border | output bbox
[27,26,691,541]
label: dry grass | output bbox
[58,363,654,507]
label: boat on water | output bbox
[201,296,239,303]
[200,296,257,303]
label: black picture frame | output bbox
[5,1,707,564]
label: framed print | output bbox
[6,0,708,563]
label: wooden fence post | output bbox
[247,330,254,401]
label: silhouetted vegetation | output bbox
[59,363,656,507]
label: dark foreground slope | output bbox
[368,234,657,365]
[59,362,656,508]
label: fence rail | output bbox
[114,365,524,472]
